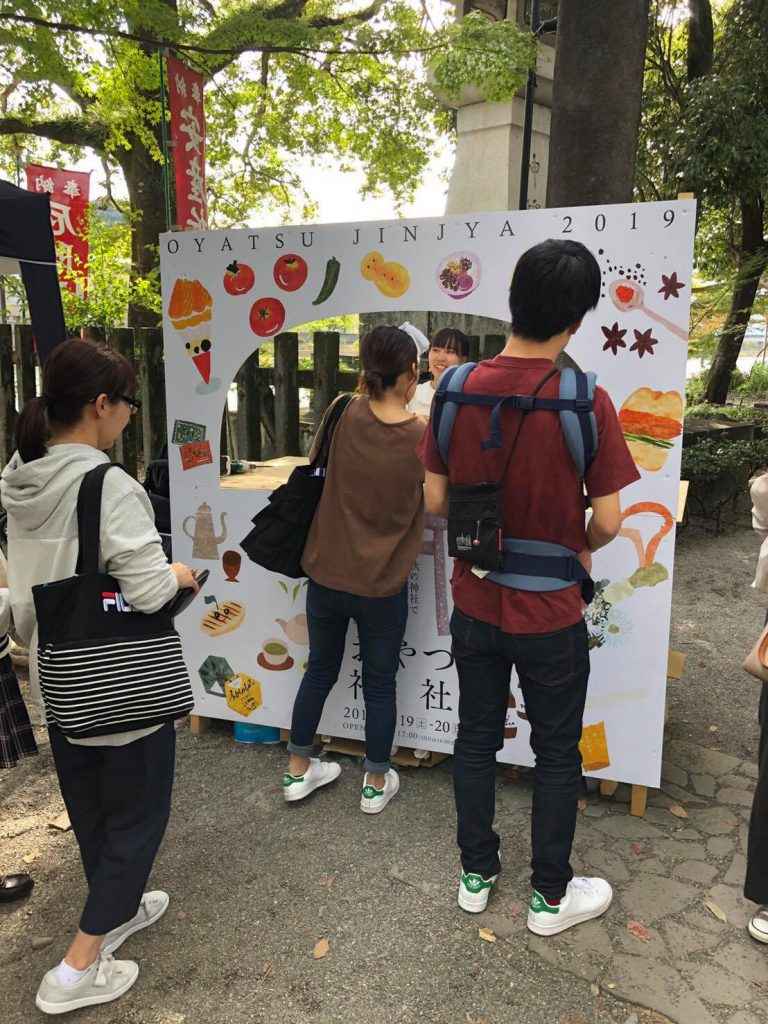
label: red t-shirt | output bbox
[418,356,640,635]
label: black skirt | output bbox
[0,654,38,769]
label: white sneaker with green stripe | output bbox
[282,758,341,802]
[527,876,613,936]
[360,769,399,814]
[457,870,499,913]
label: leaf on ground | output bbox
[478,927,497,943]
[630,842,643,856]
[589,983,600,996]
[668,803,688,819]
[577,798,587,812]
[313,938,330,959]
[22,850,39,864]
[709,725,719,733]
[704,898,728,923]
[627,920,651,942]
[465,1015,491,1024]
[260,961,273,980]
[506,900,523,919]
[319,874,335,889]
[48,810,71,831]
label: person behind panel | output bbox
[283,325,425,814]
[419,240,640,932]
[1,339,197,1015]
[408,327,471,419]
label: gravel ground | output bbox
[0,513,763,1024]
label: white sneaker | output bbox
[36,954,138,1015]
[527,876,613,936]
[360,769,400,814]
[101,890,169,956]
[457,870,499,913]
[282,758,341,802]
[748,907,768,943]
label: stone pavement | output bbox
[1,726,766,1024]
[499,738,765,1024]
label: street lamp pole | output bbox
[518,6,557,210]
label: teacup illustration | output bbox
[257,637,294,671]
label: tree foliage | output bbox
[0,2,535,324]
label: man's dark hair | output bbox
[508,239,601,342]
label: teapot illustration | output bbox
[276,613,309,646]
[183,502,228,560]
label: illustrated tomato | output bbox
[273,253,308,292]
[223,260,255,296]
[249,296,286,337]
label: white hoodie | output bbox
[1,444,179,745]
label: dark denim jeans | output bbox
[745,608,768,905]
[450,608,590,900]
[288,580,408,773]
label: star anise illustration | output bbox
[630,328,658,358]
[601,322,627,355]
[658,271,684,300]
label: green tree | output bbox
[0,2,534,326]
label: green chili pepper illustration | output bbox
[312,257,341,305]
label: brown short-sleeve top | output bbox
[301,396,425,597]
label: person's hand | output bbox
[171,563,199,592]
[577,548,592,575]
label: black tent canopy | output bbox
[0,177,67,362]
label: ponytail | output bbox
[16,396,50,463]
[14,338,137,463]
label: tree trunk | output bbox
[705,196,768,403]
[546,1,650,207]
[118,136,167,328]
[687,0,714,81]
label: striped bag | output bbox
[33,464,193,738]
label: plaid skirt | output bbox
[0,655,38,769]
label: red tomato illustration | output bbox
[273,253,308,292]
[223,260,255,296]
[249,297,286,337]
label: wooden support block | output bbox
[676,480,689,524]
[599,780,619,798]
[189,714,210,736]
[630,784,648,818]
[667,649,687,680]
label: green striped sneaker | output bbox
[282,758,341,803]
[457,870,498,913]
[527,876,613,936]
[360,769,400,814]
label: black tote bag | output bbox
[32,464,193,738]
[240,394,353,578]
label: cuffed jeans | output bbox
[450,608,590,900]
[288,580,407,773]
[49,722,175,935]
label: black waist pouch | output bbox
[447,482,504,571]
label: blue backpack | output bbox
[432,362,598,602]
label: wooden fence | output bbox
[0,325,507,474]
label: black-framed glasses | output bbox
[118,394,142,414]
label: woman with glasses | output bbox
[1,338,197,1015]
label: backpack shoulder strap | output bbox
[75,463,124,575]
[432,361,477,465]
[558,369,598,478]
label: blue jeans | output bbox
[450,608,590,900]
[288,580,408,773]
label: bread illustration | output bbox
[224,673,262,716]
[619,387,683,472]
[169,278,212,331]
[200,600,245,637]
[579,721,610,772]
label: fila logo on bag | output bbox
[101,591,134,613]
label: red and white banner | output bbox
[25,163,91,294]
[167,54,207,231]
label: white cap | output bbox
[399,321,430,358]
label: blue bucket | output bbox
[233,722,281,745]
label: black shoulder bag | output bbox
[33,463,193,738]
[240,394,353,578]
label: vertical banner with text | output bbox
[167,53,207,230]
[25,163,91,294]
